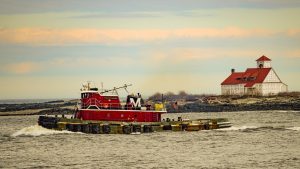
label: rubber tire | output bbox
[163,125,172,130]
[81,124,90,133]
[143,125,153,133]
[66,124,74,131]
[122,125,132,134]
[102,125,111,134]
[133,125,142,133]
[204,123,210,130]
[91,124,100,134]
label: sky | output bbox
[0,0,300,99]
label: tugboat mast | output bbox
[100,84,132,94]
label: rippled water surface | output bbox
[1,111,299,169]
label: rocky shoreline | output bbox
[162,94,300,113]
[166,102,300,113]
[0,100,77,116]
[1,95,300,116]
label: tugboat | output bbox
[38,83,232,134]
[75,82,166,122]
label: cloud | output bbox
[2,47,295,75]
[0,27,296,45]
[71,12,161,18]
[48,56,136,68]
[287,29,300,36]
[148,48,270,65]
[287,50,300,58]
[1,0,300,14]
[3,62,41,74]
[1,56,137,75]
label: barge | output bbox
[38,83,232,134]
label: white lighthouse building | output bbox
[221,55,288,96]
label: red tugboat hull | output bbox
[75,83,166,122]
[77,109,165,122]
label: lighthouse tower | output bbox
[256,55,271,68]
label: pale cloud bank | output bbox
[0,27,298,45]
[3,62,41,74]
[2,48,299,75]
[149,48,261,63]
[1,56,136,75]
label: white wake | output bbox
[217,126,258,131]
[11,125,75,137]
[286,127,300,131]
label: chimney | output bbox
[231,68,235,73]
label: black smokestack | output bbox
[231,68,235,73]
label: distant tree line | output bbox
[147,91,300,102]
[147,91,217,102]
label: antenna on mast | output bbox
[100,84,132,94]
[87,81,92,90]
[124,84,129,94]
[101,82,104,92]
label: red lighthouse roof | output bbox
[256,55,271,61]
[221,68,271,87]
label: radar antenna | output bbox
[100,84,132,94]
[124,84,129,94]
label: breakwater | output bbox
[0,100,77,116]
[167,102,300,113]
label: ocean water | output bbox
[0,111,299,169]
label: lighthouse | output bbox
[221,55,288,96]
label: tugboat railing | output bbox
[81,98,165,111]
